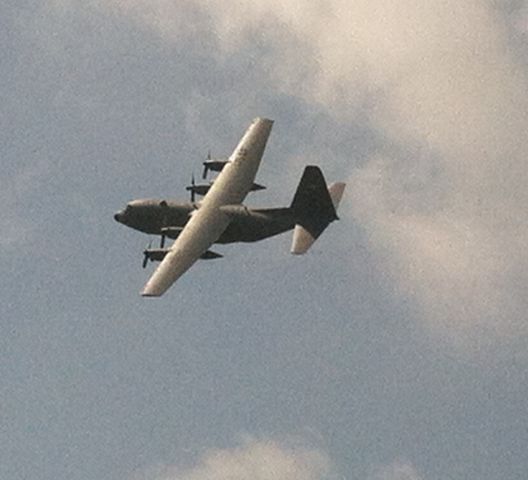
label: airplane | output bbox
[114,118,346,297]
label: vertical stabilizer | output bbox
[290,167,345,255]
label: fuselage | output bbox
[114,199,295,243]
[114,116,344,297]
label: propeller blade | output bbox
[189,172,196,202]
[160,234,166,248]
[203,151,212,179]
[143,239,153,268]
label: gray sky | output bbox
[2,1,527,479]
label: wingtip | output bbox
[141,292,161,298]
[253,117,274,125]
[141,284,164,297]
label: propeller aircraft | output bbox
[114,118,346,296]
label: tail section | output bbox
[290,166,345,254]
[328,182,346,210]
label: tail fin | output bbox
[290,166,345,254]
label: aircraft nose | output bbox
[114,211,123,222]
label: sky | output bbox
[2,1,528,479]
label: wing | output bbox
[141,117,273,296]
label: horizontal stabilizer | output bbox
[328,182,346,209]
[291,225,316,255]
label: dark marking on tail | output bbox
[290,166,338,239]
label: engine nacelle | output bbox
[202,159,228,178]
[160,226,184,239]
[187,181,265,198]
[143,248,169,262]
[250,182,266,192]
[142,247,222,268]
[186,182,211,197]
[219,205,250,218]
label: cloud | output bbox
[368,460,424,480]
[77,0,528,349]
[200,0,528,346]
[96,0,207,43]
[130,439,332,480]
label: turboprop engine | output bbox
[142,247,223,268]
[202,152,228,179]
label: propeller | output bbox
[160,200,169,247]
[189,172,198,203]
[202,150,211,179]
[142,239,152,269]
[185,172,196,203]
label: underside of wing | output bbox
[141,206,231,296]
[141,118,274,297]
[141,247,202,297]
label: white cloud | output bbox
[368,460,424,480]
[77,0,528,349]
[130,439,331,480]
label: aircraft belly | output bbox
[217,209,295,243]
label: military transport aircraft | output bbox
[114,118,346,297]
